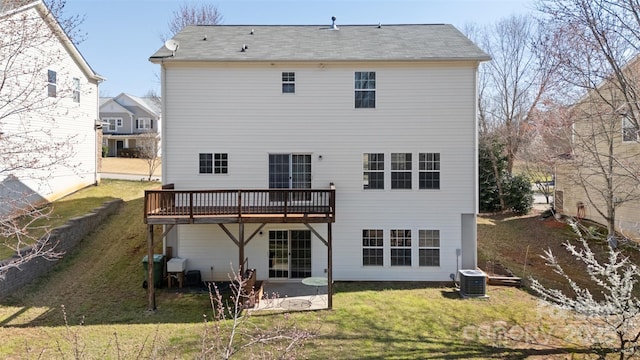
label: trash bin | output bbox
[142,254,164,288]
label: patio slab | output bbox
[253,281,328,311]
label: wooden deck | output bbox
[144,188,336,224]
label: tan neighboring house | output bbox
[555,56,640,240]
[100,93,161,157]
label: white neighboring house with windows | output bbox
[100,93,161,157]
[0,1,103,217]
[146,23,488,284]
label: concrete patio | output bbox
[253,281,329,311]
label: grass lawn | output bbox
[0,182,613,358]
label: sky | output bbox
[64,0,535,98]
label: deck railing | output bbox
[144,189,335,223]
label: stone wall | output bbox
[0,199,123,298]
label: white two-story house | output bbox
[100,93,161,157]
[0,0,102,217]
[146,22,488,295]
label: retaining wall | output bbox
[0,199,123,298]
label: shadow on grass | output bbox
[318,332,597,359]
[335,281,456,294]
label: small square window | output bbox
[214,153,228,174]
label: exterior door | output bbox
[269,154,311,202]
[116,140,124,157]
[269,230,311,279]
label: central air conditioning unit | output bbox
[458,269,487,298]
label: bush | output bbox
[504,174,533,215]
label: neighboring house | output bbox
[0,1,103,217]
[146,22,488,293]
[555,56,640,240]
[100,93,161,157]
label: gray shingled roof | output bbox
[149,24,489,62]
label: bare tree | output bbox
[163,2,222,41]
[138,131,161,181]
[530,221,640,359]
[537,0,640,239]
[0,0,89,278]
[473,15,556,176]
[201,269,320,359]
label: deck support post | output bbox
[328,222,333,310]
[147,224,156,311]
[238,223,245,276]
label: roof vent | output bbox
[203,34,207,40]
[250,28,254,35]
[378,22,382,29]
[331,16,339,30]
[241,44,248,52]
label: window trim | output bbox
[362,229,384,266]
[391,153,412,190]
[214,153,228,174]
[419,152,441,190]
[199,153,213,174]
[363,153,384,190]
[103,117,123,132]
[390,229,412,266]
[354,71,376,108]
[137,117,152,130]
[72,77,80,103]
[622,116,639,142]
[282,72,295,94]
[419,229,440,267]
[47,69,57,97]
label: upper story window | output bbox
[282,72,295,93]
[104,117,122,132]
[355,71,375,108]
[72,77,80,103]
[214,153,228,174]
[391,153,412,189]
[419,153,440,189]
[622,116,639,142]
[199,153,213,174]
[137,118,152,129]
[47,70,57,97]
[363,153,384,189]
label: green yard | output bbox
[0,180,613,358]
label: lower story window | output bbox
[419,230,440,266]
[390,229,411,266]
[362,229,384,266]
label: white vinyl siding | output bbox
[161,61,478,281]
[1,6,99,204]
